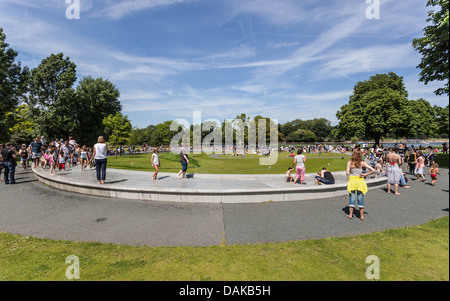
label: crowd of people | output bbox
[0,135,109,185]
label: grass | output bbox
[106,152,350,174]
[0,217,448,281]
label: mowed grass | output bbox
[0,217,448,281]
[107,152,350,174]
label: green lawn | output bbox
[107,152,351,174]
[0,217,448,281]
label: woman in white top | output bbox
[92,136,108,184]
[292,149,307,184]
[151,148,160,180]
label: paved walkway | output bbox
[0,167,448,247]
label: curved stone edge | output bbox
[33,168,387,204]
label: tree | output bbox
[5,104,36,145]
[336,72,411,146]
[406,99,437,138]
[27,53,78,139]
[412,0,449,96]
[0,28,29,142]
[103,113,132,145]
[434,105,449,137]
[73,76,122,145]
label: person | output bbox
[151,148,160,180]
[443,143,448,154]
[1,142,17,184]
[0,144,3,183]
[92,136,108,185]
[385,148,403,195]
[80,145,88,171]
[426,147,435,167]
[375,160,384,178]
[285,167,294,182]
[60,140,74,167]
[406,149,417,175]
[292,149,306,184]
[49,149,56,175]
[29,137,44,168]
[58,151,66,171]
[315,168,335,185]
[19,144,29,171]
[177,145,189,180]
[346,151,375,220]
[427,163,440,186]
[414,151,426,182]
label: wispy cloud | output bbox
[95,0,194,20]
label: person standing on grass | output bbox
[151,148,160,180]
[92,136,108,185]
[292,149,306,184]
[346,150,375,220]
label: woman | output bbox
[151,148,160,180]
[19,144,29,171]
[385,148,403,195]
[177,145,189,180]
[92,136,108,184]
[292,149,306,184]
[346,151,375,220]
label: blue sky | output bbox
[0,0,447,128]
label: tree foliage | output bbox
[412,0,449,96]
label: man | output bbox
[60,140,74,167]
[29,137,44,168]
[1,142,17,184]
[315,168,335,185]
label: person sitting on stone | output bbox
[314,167,335,185]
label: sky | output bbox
[0,0,448,129]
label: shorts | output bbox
[32,152,41,159]
[431,174,437,180]
[181,161,188,172]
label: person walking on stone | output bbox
[92,136,108,185]
[151,148,160,180]
[293,149,306,184]
[177,145,189,180]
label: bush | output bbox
[434,154,449,169]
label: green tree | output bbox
[434,105,449,137]
[406,99,437,138]
[27,53,78,139]
[336,72,411,146]
[412,0,449,96]
[73,76,122,145]
[103,113,132,145]
[0,28,29,142]
[5,104,36,145]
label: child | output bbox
[285,167,294,182]
[80,145,88,171]
[58,151,66,171]
[42,151,50,169]
[427,163,440,186]
[375,161,383,178]
[151,148,160,180]
[49,150,55,175]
